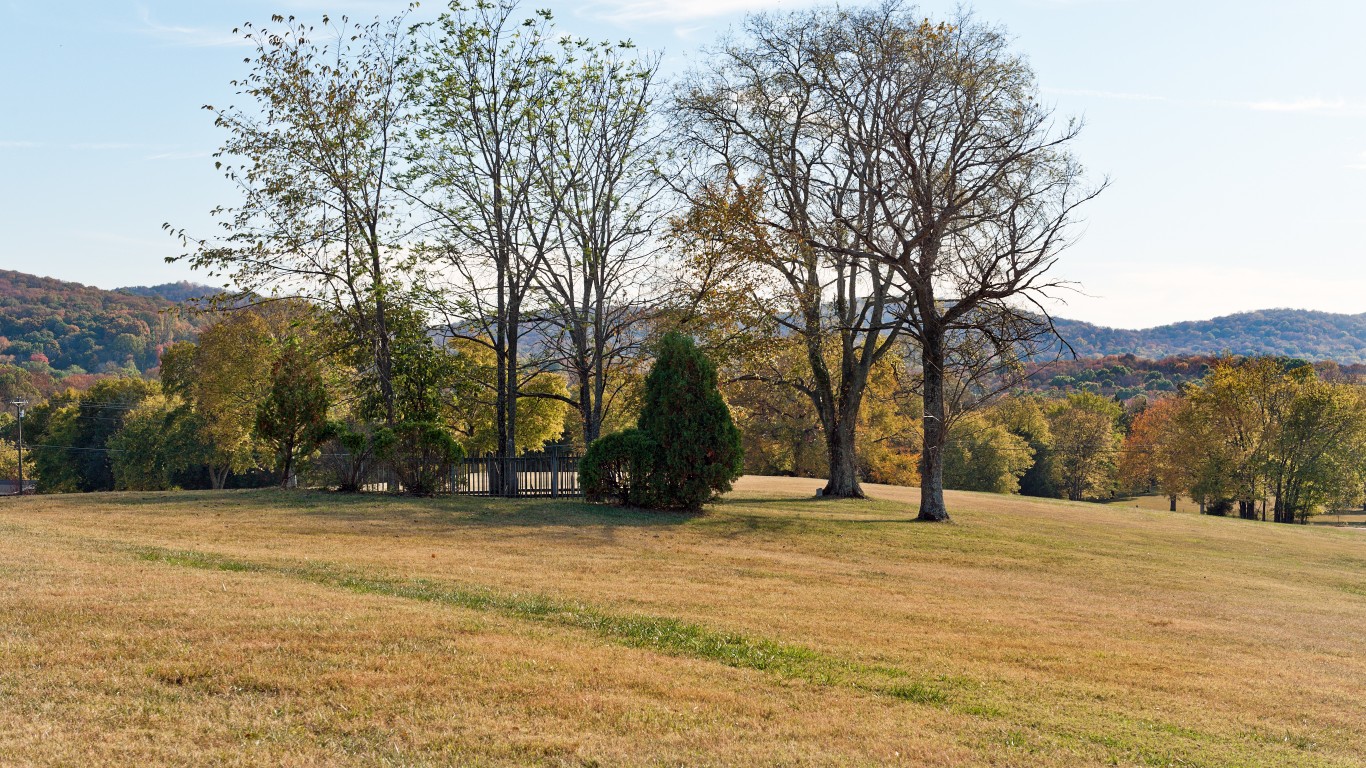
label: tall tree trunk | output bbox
[822,415,863,498]
[210,464,228,491]
[1169,494,1177,512]
[503,305,520,497]
[493,261,510,495]
[918,335,949,522]
[580,368,601,446]
[371,244,395,425]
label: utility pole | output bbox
[10,401,25,496]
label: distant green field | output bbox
[2,477,1364,766]
[1106,493,1366,527]
[1103,493,1204,515]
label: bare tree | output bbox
[681,2,1101,518]
[674,20,913,499]
[533,42,668,445]
[407,3,568,491]
[167,12,416,424]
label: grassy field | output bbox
[2,477,1365,766]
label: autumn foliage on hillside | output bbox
[0,270,203,382]
[1054,309,1366,364]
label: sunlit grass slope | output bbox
[1,477,1364,766]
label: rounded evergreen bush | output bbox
[580,427,656,506]
[389,421,464,496]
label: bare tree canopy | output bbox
[534,41,669,446]
[676,1,1102,519]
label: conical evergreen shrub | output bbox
[636,331,743,510]
[581,331,743,511]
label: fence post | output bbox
[550,449,560,499]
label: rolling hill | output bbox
[0,269,206,376]
[3,268,1365,375]
[1053,309,1366,363]
[117,280,220,304]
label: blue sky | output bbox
[2,0,1363,328]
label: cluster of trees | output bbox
[19,304,331,493]
[729,380,1125,505]
[16,301,492,494]
[156,1,1099,519]
[1120,357,1366,523]
[12,4,1366,525]
[13,305,745,508]
[0,270,201,378]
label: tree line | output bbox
[1120,357,1366,522]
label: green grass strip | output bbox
[135,546,938,702]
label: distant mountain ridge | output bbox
[3,270,1366,369]
[117,280,220,304]
[1054,309,1366,364]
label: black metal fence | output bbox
[453,454,582,497]
[354,453,582,498]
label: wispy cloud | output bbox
[144,150,212,161]
[70,142,144,151]
[136,6,249,48]
[1347,151,1366,172]
[580,0,817,23]
[1044,87,1166,102]
[1237,97,1366,116]
[0,140,41,149]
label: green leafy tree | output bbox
[320,419,396,492]
[581,428,656,506]
[168,12,416,423]
[255,340,331,486]
[0,438,32,487]
[1265,381,1366,522]
[28,379,156,493]
[160,311,278,489]
[1046,392,1122,501]
[991,395,1056,498]
[445,338,570,457]
[389,421,464,496]
[943,413,1034,494]
[108,395,208,491]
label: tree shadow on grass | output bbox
[84,488,700,531]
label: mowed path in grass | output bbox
[1,478,1365,766]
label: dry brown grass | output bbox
[2,477,1364,766]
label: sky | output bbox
[1,0,1364,329]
